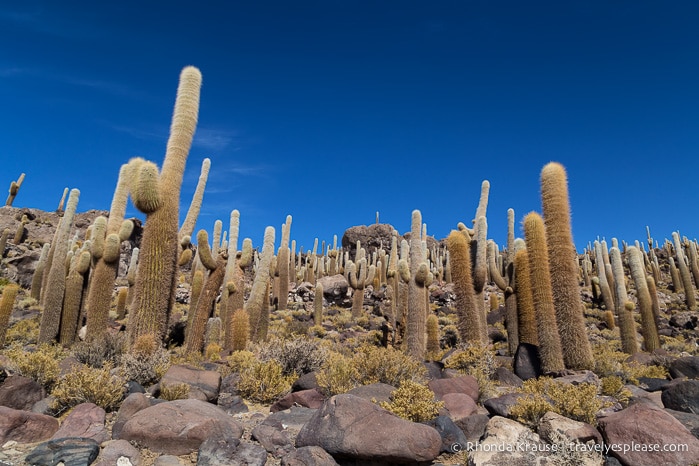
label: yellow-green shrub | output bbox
[160,382,190,401]
[3,343,64,389]
[226,350,256,373]
[51,363,126,414]
[4,317,39,345]
[445,342,499,401]
[352,344,426,386]
[315,351,359,396]
[600,376,631,406]
[379,380,444,422]
[592,343,668,384]
[236,360,293,404]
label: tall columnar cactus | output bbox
[401,210,431,360]
[348,254,376,318]
[56,187,69,212]
[125,247,139,308]
[13,215,27,245]
[313,282,324,326]
[513,247,537,346]
[185,230,226,354]
[220,210,240,337]
[672,232,696,310]
[129,66,202,345]
[426,314,440,358]
[178,158,211,240]
[30,243,51,300]
[523,212,565,374]
[247,227,275,342]
[60,249,91,345]
[0,228,9,258]
[5,173,25,206]
[38,188,80,343]
[627,246,660,351]
[230,308,250,351]
[0,283,19,347]
[594,241,616,313]
[85,161,136,341]
[669,257,683,293]
[540,162,593,370]
[609,246,638,355]
[446,230,486,344]
[277,215,292,311]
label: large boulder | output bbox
[341,224,396,258]
[428,374,479,402]
[295,394,441,464]
[0,375,45,410]
[160,364,221,402]
[51,402,108,444]
[0,406,59,444]
[317,275,350,305]
[661,380,699,414]
[119,399,243,455]
[598,402,699,466]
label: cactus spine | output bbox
[30,243,51,300]
[627,246,660,351]
[247,227,275,342]
[446,230,486,344]
[0,283,19,347]
[426,314,440,358]
[128,66,202,345]
[513,247,537,346]
[523,212,565,374]
[38,188,80,343]
[609,246,638,354]
[540,162,593,370]
[230,308,250,351]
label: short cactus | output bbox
[0,283,19,347]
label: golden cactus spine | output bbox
[247,226,275,342]
[446,230,486,345]
[230,308,250,351]
[38,188,80,343]
[627,246,660,351]
[129,66,202,345]
[523,212,565,373]
[513,247,537,346]
[540,162,593,370]
[0,283,19,347]
[609,246,638,355]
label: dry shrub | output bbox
[51,362,126,414]
[5,317,40,345]
[160,382,190,401]
[256,337,328,376]
[379,380,444,422]
[3,343,64,389]
[119,335,170,386]
[315,351,358,396]
[72,333,127,367]
[444,342,499,401]
[236,360,293,404]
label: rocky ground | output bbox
[1,206,699,466]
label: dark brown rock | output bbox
[120,399,243,455]
[428,375,479,402]
[112,392,151,439]
[661,379,699,413]
[51,402,108,444]
[281,446,339,466]
[160,364,221,402]
[0,406,59,443]
[295,394,441,463]
[271,388,325,412]
[441,392,478,422]
[0,375,45,410]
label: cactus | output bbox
[348,254,376,318]
[13,215,27,245]
[116,287,129,320]
[247,226,275,342]
[38,188,80,343]
[672,232,696,310]
[402,210,432,359]
[314,282,324,326]
[540,162,593,370]
[56,187,69,213]
[593,241,615,313]
[609,246,638,355]
[446,230,486,344]
[0,283,19,347]
[513,247,537,346]
[523,212,565,374]
[205,317,222,349]
[30,243,51,300]
[277,215,292,311]
[5,173,25,206]
[59,250,91,345]
[627,246,660,351]
[426,314,440,358]
[128,66,202,345]
[230,308,250,351]
[178,158,211,240]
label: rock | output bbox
[598,402,699,466]
[295,394,441,463]
[483,392,525,417]
[271,388,325,412]
[468,416,555,466]
[154,455,183,466]
[120,399,243,455]
[665,408,699,438]
[0,406,59,443]
[669,312,698,330]
[661,379,699,413]
[217,393,249,415]
[317,275,350,304]
[669,356,699,379]
[266,406,317,431]
[428,375,479,402]
[196,424,268,466]
[112,393,151,439]
[493,367,523,388]
[514,343,541,380]
[454,413,489,444]
[25,437,100,466]
[0,375,45,410]
[537,411,603,445]
[281,446,339,465]
[346,383,396,404]
[425,415,469,454]
[554,370,600,387]
[625,385,664,409]
[292,372,320,392]
[252,423,294,457]
[441,393,478,421]
[160,364,221,402]
[51,403,108,444]
[637,377,671,392]
[341,224,396,259]
[93,439,141,466]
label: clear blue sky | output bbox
[2,1,698,253]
